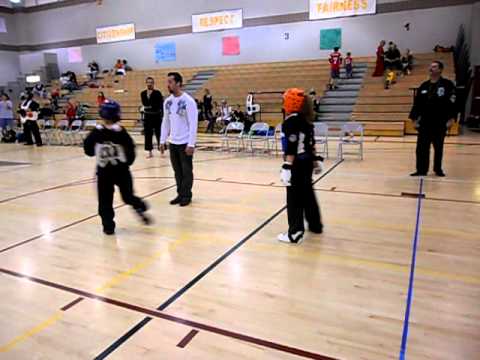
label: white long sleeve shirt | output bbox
[160,92,198,147]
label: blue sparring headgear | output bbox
[99,100,121,122]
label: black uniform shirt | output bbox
[281,113,315,158]
[84,124,136,172]
[409,77,456,130]
[141,89,164,117]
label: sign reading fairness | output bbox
[192,9,243,33]
[96,23,136,44]
[310,0,376,20]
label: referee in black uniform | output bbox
[141,77,164,158]
[409,61,457,177]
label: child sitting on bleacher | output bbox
[384,69,397,89]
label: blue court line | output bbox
[399,178,424,360]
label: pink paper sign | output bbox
[222,36,240,56]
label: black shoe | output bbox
[435,170,446,177]
[103,228,115,235]
[410,172,427,177]
[309,226,323,234]
[135,208,152,225]
[170,197,182,205]
[179,199,191,207]
[24,143,34,146]
[36,144,43,147]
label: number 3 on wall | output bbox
[284,32,290,40]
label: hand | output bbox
[313,161,324,175]
[159,144,166,155]
[280,163,292,186]
[185,146,195,156]
[446,119,455,129]
[410,118,420,130]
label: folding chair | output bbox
[314,122,329,159]
[221,122,244,152]
[337,122,364,160]
[69,120,84,145]
[247,122,270,155]
[55,119,70,145]
[43,120,56,145]
[268,123,282,156]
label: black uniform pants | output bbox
[24,120,42,145]
[205,108,215,133]
[144,114,162,151]
[97,169,146,231]
[169,143,194,200]
[416,130,446,174]
[286,158,322,235]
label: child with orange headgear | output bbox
[278,88,323,245]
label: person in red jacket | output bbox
[328,47,342,90]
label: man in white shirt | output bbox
[160,72,198,207]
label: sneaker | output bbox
[135,208,152,225]
[277,231,304,244]
[170,197,182,205]
[179,199,191,207]
[410,172,427,177]
[435,170,446,177]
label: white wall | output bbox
[19,4,472,75]
[0,12,18,44]
[0,50,21,85]
[469,2,480,66]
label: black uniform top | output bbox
[282,113,315,159]
[203,94,213,111]
[141,89,164,117]
[84,124,136,172]
[409,77,456,131]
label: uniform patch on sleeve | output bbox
[288,134,298,142]
[450,94,456,103]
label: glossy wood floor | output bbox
[0,133,479,360]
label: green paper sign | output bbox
[320,28,342,50]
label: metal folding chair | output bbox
[314,122,329,159]
[69,120,84,145]
[337,122,364,160]
[221,121,245,152]
[247,122,270,155]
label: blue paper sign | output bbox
[320,28,342,50]
[155,42,176,62]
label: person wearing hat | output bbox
[278,88,323,244]
[83,100,152,235]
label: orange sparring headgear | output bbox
[283,88,305,114]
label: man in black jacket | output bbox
[409,61,457,177]
[141,77,164,158]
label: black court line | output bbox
[0,184,176,254]
[0,268,338,360]
[61,297,84,311]
[176,329,199,348]
[93,160,344,359]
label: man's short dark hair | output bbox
[168,72,183,85]
[146,76,154,82]
[432,60,444,70]
[333,47,339,52]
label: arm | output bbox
[160,101,170,145]
[83,130,97,157]
[409,84,423,121]
[187,97,199,148]
[446,82,458,127]
[123,130,136,165]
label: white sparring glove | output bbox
[314,160,324,175]
[280,162,292,186]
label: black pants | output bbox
[416,130,446,174]
[24,120,42,145]
[170,143,194,200]
[205,108,215,133]
[144,115,162,151]
[287,158,322,235]
[97,169,146,231]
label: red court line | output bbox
[176,329,199,348]
[61,297,84,311]
[0,267,339,360]
[0,185,176,254]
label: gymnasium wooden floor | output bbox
[0,133,479,360]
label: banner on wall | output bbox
[0,17,6,33]
[67,47,83,63]
[96,23,136,44]
[310,0,376,20]
[155,42,176,62]
[320,28,342,49]
[192,9,243,33]
[222,36,240,56]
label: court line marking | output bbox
[177,329,199,348]
[93,160,344,359]
[0,184,176,254]
[399,179,424,360]
[0,268,339,360]
[61,297,84,311]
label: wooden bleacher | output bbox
[352,52,456,136]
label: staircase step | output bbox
[318,105,354,113]
[333,85,362,91]
[324,91,359,98]
[316,113,352,121]
[336,79,364,85]
[319,98,356,105]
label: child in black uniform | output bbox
[84,100,151,235]
[279,88,323,244]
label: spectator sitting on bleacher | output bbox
[97,91,106,107]
[65,99,77,125]
[384,42,402,72]
[88,61,100,80]
[216,100,232,133]
[33,83,46,99]
[114,59,126,76]
[401,49,413,76]
[38,99,55,121]
[122,60,133,72]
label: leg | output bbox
[154,119,161,149]
[415,131,431,174]
[116,170,147,211]
[432,132,446,174]
[177,144,194,201]
[31,121,43,145]
[286,185,305,237]
[23,121,33,144]
[169,144,184,198]
[97,173,115,233]
[301,161,323,232]
[144,118,154,152]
